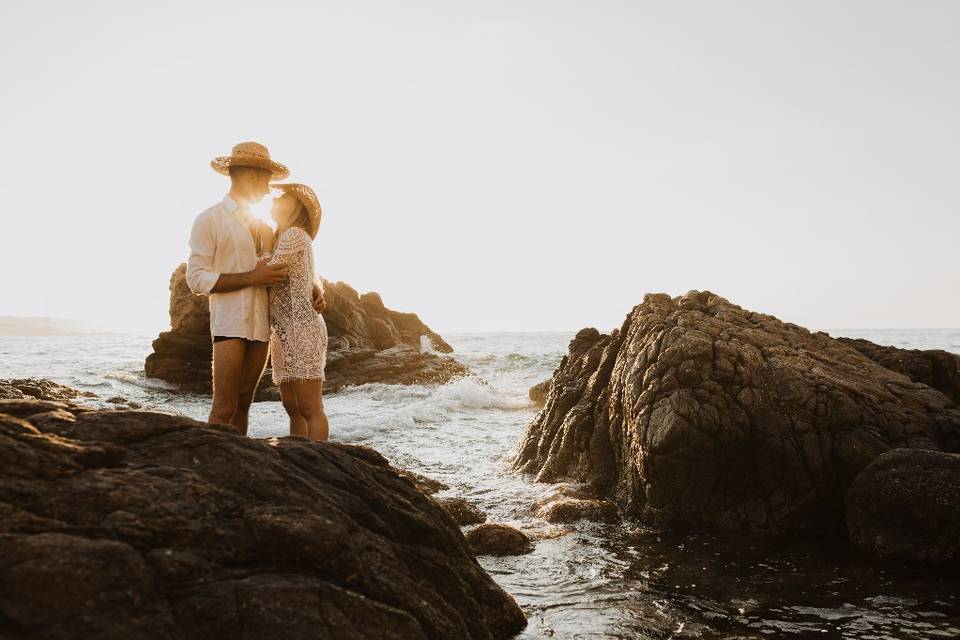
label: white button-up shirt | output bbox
[186,195,270,342]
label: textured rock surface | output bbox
[0,400,526,639]
[465,524,533,557]
[0,378,97,402]
[515,291,960,534]
[145,264,468,400]
[846,448,960,564]
[836,337,960,404]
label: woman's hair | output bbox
[280,197,318,240]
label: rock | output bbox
[0,378,97,402]
[437,497,487,526]
[515,291,960,534]
[535,497,619,524]
[836,337,960,404]
[531,484,619,524]
[846,448,960,564]
[144,264,469,400]
[0,400,526,639]
[528,379,551,407]
[465,524,534,557]
[396,469,450,495]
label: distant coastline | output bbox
[0,316,109,337]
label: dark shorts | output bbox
[212,335,268,344]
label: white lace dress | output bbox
[267,227,328,385]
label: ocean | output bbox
[1,329,959,639]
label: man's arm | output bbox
[211,259,289,293]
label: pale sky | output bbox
[1,1,957,335]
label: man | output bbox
[186,141,325,434]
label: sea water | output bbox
[2,329,959,639]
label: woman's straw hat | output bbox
[272,183,322,237]
[211,141,290,180]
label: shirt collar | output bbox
[222,194,253,221]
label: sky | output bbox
[1,1,957,335]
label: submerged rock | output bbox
[846,448,960,564]
[0,400,526,639]
[465,524,534,557]
[144,264,468,400]
[437,497,488,526]
[515,291,960,535]
[836,337,960,405]
[536,497,619,524]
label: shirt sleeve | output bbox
[269,228,310,266]
[186,214,221,296]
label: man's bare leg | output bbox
[209,340,247,427]
[231,340,270,436]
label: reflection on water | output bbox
[1,330,959,638]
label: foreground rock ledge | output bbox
[145,264,469,400]
[515,291,960,535]
[0,401,526,639]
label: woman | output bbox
[264,183,330,441]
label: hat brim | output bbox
[211,156,290,180]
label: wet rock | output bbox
[846,448,960,564]
[437,497,487,526]
[144,264,468,400]
[836,337,960,404]
[515,291,960,534]
[536,497,619,524]
[465,524,534,557]
[397,469,449,495]
[528,379,551,407]
[0,378,97,402]
[0,401,527,639]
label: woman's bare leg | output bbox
[279,381,308,437]
[294,379,328,441]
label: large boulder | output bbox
[0,400,526,639]
[145,264,467,400]
[514,291,960,534]
[836,337,960,404]
[846,448,960,564]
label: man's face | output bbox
[249,169,272,202]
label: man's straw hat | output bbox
[271,183,322,238]
[211,141,290,180]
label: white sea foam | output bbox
[103,370,179,391]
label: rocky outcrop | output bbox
[846,448,960,564]
[836,337,960,404]
[0,400,526,639]
[515,291,960,535]
[145,264,468,400]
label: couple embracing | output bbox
[186,141,330,441]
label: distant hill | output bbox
[0,316,106,337]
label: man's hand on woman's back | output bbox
[252,258,289,286]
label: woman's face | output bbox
[270,194,298,225]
